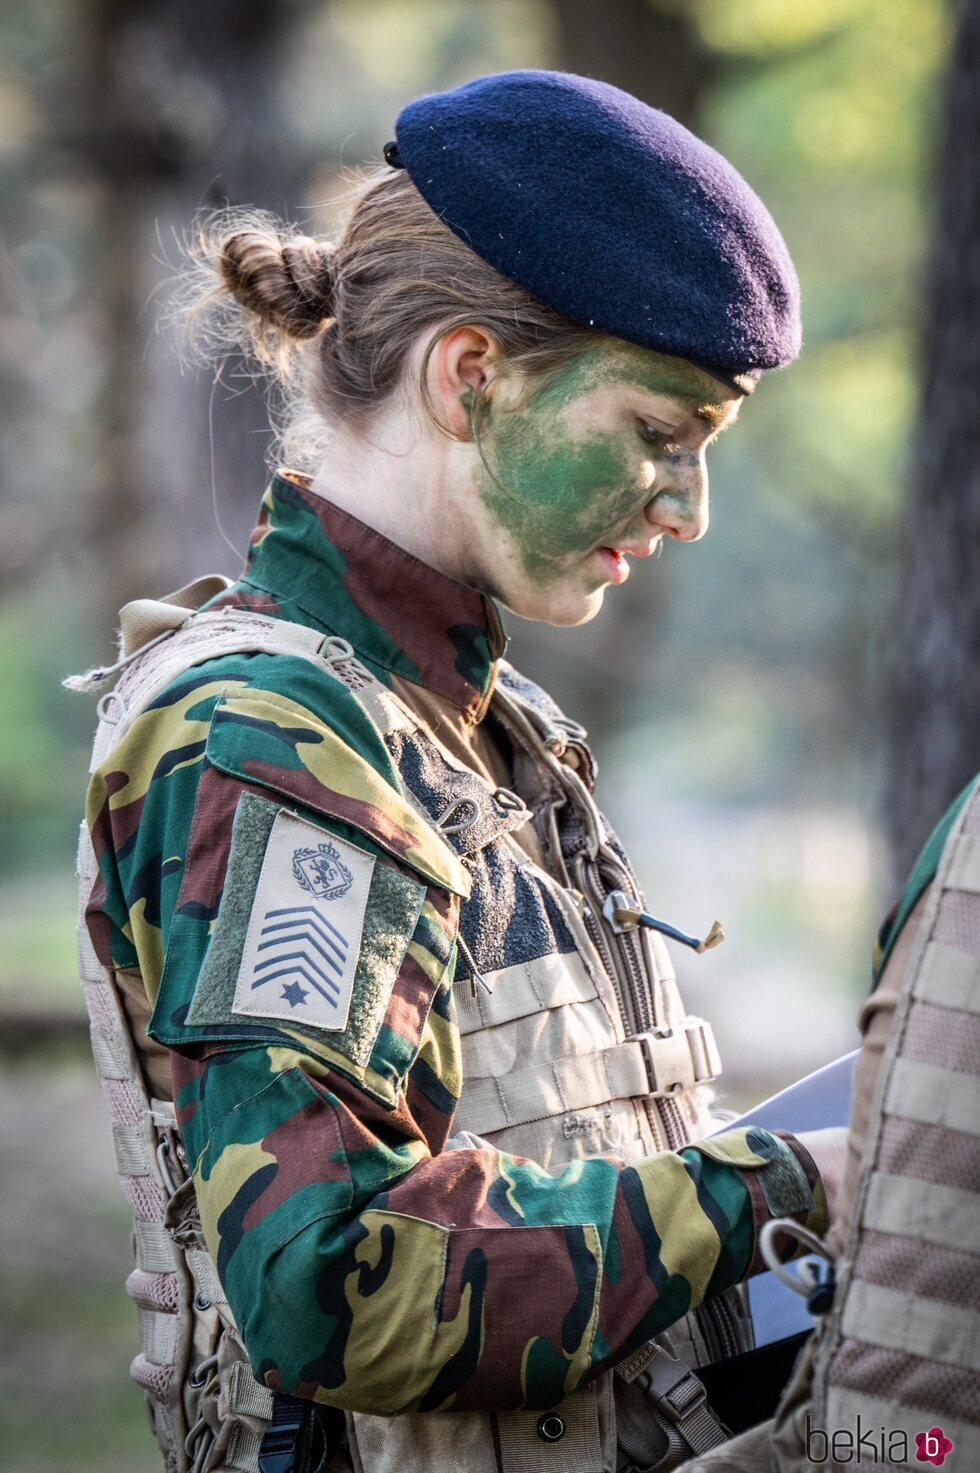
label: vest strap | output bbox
[841,1278,980,1372]
[258,1392,306,1473]
[914,941,980,1013]
[117,575,234,658]
[883,1055,980,1136]
[862,1174,980,1257]
[945,832,980,894]
[639,1345,728,1456]
[460,1022,719,1133]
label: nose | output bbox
[644,453,709,542]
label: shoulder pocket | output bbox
[205,690,470,896]
[151,693,466,1107]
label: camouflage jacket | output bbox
[84,469,828,1418]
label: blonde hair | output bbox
[167,165,601,471]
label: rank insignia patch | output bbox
[232,810,375,1033]
[292,841,353,900]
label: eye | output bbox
[637,420,680,454]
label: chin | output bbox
[502,583,607,627]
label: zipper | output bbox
[489,685,689,1149]
[571,851,635,1035]
[572,843,688,1151]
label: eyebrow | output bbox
[694,402,733,430]
[650,393,741,432]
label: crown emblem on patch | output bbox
[291,841,354,901]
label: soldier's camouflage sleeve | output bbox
[85,658,828,1416]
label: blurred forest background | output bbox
[1,1,978,1469]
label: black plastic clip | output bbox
[806,1260,836,1316]
[258,1393,305,1473]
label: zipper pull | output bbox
[602,890,724,954]
[456,931,494,996]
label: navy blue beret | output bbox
[390,70,801,386]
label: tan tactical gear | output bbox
[684,778,980,1472]
[810,775,980,1467]
[74,584,741,1473]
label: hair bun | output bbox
[219,229,337,340]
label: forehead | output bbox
[539,340,746,427]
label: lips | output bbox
[596,547,630,583]
[596,539,659,584]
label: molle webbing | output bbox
[76,821,192,1459]
[815,778,980,1466]
[74,605,337,1472]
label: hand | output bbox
[794,1125,849,1225]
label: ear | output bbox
[426,326,501,440]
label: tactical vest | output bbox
[802,775,980,1469]
[73,582,745,1473]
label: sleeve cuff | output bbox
[774,1129,829,1237]
[690,1125,829,1278]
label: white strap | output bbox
[456,950,597,1035]
[862,1174,980,1257]
[944,832,980,895]
[884,1056,980,1137]
[89,1026,130,1081]
[914,941,980,1014]
[459,1040,647,1134]
[77,926,104,985]
[138,1306,179,1366]
[64,576,234,692]
[227,1359,275,1421]
[187,1247,227,1308]
[118,576,234,658]
[225,1420,266,1472]
[112,1122,150,1177]
[841,1278,980,1373]
[134,1218,177,1275]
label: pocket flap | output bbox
[205,692,471,898]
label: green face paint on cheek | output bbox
[471,351,654,581]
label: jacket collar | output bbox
[236,469,506,721]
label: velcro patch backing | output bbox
[187,794,426,1068]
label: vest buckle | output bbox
[636,1019,722,1097]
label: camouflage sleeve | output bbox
[171,1042,824,1415]
[86,671,827,1416]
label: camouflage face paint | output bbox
[469,344,730,584]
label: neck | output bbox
[309,408,480,583]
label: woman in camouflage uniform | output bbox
[81,71,847,1473]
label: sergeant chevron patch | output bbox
[232,811,374,1032]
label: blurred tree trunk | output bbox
[80,0,314,631]
[884,0,980,885]
[550,0,716,123]
[507,0,716,738]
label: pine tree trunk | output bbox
[885,0,980,884]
